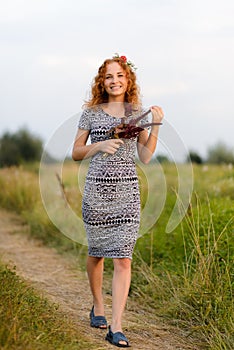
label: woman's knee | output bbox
[113,258,131,272]
[87,256,104,266]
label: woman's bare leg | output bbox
[86,256,105,316]
[111,258,131,337]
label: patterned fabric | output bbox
[78,107,148,259]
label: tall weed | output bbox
[0,167,39,214]
[132,193,234,349]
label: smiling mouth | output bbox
[110,85,122,90]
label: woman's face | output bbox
[103,62,128,101]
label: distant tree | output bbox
[186,150,203,164]
[0,132,21,166]
[0,128,43,167]
[206,141,234,164]
[155,154,170,163]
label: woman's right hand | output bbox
[99,139,124,155]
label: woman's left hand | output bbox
[150,105,164,126]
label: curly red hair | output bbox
[84,57,141,108]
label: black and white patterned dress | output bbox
[78,107,148,259]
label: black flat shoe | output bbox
[89,306,107,329]
[105,326,130,347]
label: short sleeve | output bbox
[138,108,150,130]
[78,109,91,130]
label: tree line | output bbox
[0,128,43,167]
[186,142,234,164]
[0,128,234,167]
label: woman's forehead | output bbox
[105,61,124,74]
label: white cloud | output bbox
[1,0,234,157]
[143,81,189,98]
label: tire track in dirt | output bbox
[0,210,200,350]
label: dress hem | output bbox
[88,253,133,260]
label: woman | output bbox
[72,54,164,347]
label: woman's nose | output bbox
[112,75,118,83]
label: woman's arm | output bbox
[137,106,164,164]
[72,128,124,161]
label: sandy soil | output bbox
[0,209,200,350]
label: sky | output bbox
[1,0,234,161]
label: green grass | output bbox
[132,164,234,349]
[132,195,234,349]
[0,162,233,349]
[0,263,95,350]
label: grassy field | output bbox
[0,161,233,349]
[0,263,96,350]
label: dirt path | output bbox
[0,209,199,350]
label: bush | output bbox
[207,142,234,164]
[186,150,203,164]
[155,154,170,163]
[0,128,43,167]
